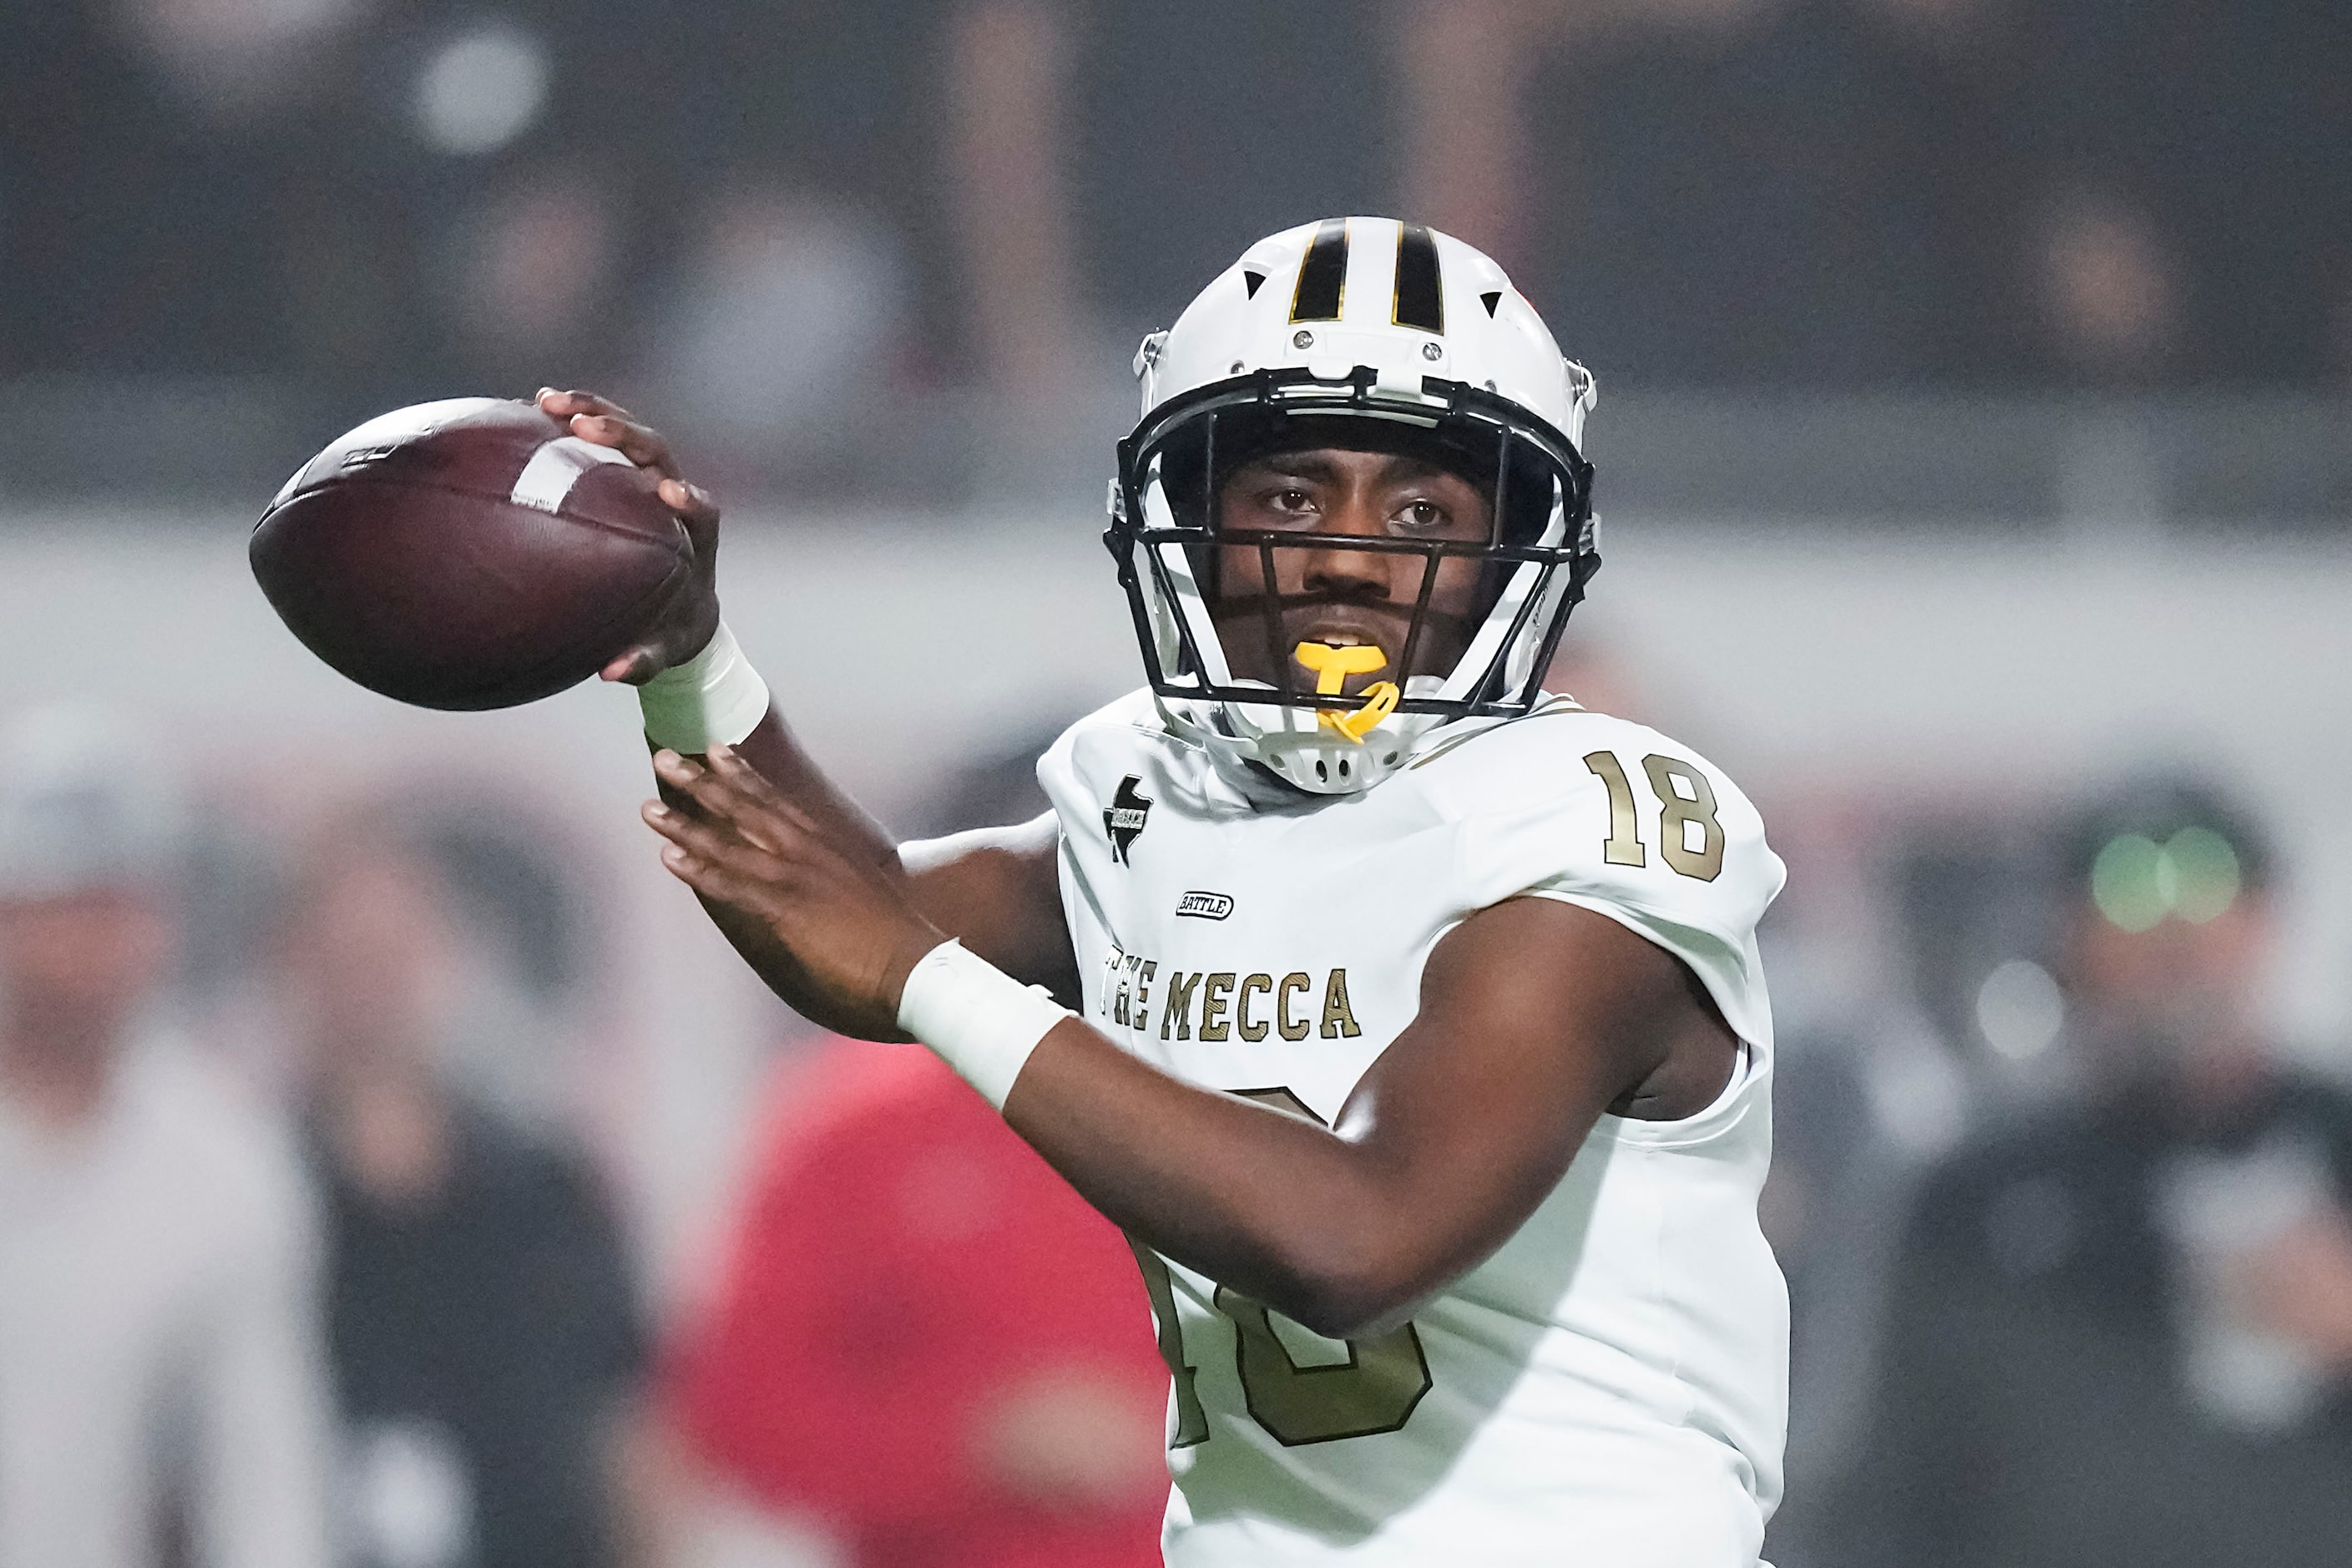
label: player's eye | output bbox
[1256,486,1318,523]
[1393,498,1449,533]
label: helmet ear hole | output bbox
[1242,270,1267,299]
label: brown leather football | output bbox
[250,397,692,710]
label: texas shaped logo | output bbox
[1105,775,1152,866]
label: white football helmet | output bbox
[1106,216,1601,795]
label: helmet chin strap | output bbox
[1294,641,1401,743]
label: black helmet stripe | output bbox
[1393,223,1444,334]
[1288,219,1348,322]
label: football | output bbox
[250,397,691,710]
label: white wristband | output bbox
[895,939,1070,1110]
[638,621,771,753]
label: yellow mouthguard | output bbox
[1324,681,1399,741]
[1294,640,1386,694]
[1293,641,1401,743]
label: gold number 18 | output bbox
[1582,751,1726,882]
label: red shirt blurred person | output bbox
[665,1038,1169,1567]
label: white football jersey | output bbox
[1036,689,1789,1566]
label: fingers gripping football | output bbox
[535,388,722,684]
[644,746,946,1039]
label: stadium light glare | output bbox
[413,22,550,156]
[1977,959,2066,1060]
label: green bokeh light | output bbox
[2164,826,2242,923]
[2092,834,2170,931]
[2090,827,2243,930]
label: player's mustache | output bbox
[1210,591,1475,639]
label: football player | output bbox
[544,217,1788,1565]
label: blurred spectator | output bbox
[946,0,1083,403]
[2032,190,2182,385]
[1386,0,1549,273]
[663,1040,1170,1567]
[0,711,332,1568]
[275,818,653,1568]
[117,0,372,121]
[453,169,624,376]
[649,185,916,494]
[2004,0,2352,388]
[1835,777,2352,1568]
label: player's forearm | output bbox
[655,710,916,1027]
[989,904,1657,1340]
[716,707,900,873]
[1003,1020,1465,1340]
[895,816,1078,997]
[669,720,1074,996]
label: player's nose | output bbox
[1296,490,1398,596]
[1317,485,1391,539]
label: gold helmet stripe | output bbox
[1393,222,1444,334]
[1288,218,1348,322]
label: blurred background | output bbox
[3,2,2350,1566]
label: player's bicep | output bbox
[1333,897,1721,1303]
[1508,738,1783,1048]
[897,811,1076,996]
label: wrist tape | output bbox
[895,939,1070,1110]
[638,622,770,754]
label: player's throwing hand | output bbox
[645,745,948,1040]
[534,388,724,685]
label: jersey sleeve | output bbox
[1034,687,1159,828]
[1436,713,1787,1048]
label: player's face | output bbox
[1209,447,1495,693]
